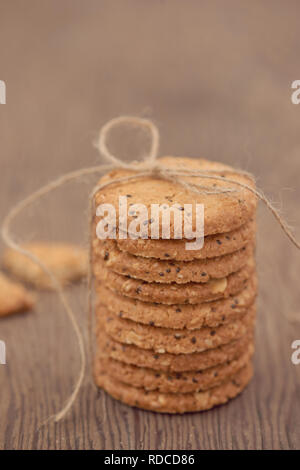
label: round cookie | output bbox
[115,219,256,261]
[97,304,256,354]
[94,156,257,238]
[97,274,257,330]
[98,330,254,372]
[94,362,253,413]
[96,344,254,393]
[95,259,255,305]
[94,239,253,284]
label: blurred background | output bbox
[0,0,299,450]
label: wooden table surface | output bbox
[0,0,300,450]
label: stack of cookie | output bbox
[92,157,257,413]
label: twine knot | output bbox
[96,115,160,169]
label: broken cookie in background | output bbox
[2,242,87,290]
[0,272,35,317]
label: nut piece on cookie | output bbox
[0,272,35,317]
[3,242,87,290]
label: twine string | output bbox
[1,115,299,424]
[97,115,160,166]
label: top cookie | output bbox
[94,156,257,238]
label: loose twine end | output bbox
[1,115,299,426]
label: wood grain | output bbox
[0,0,299,450]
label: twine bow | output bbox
[1,115,299,424]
